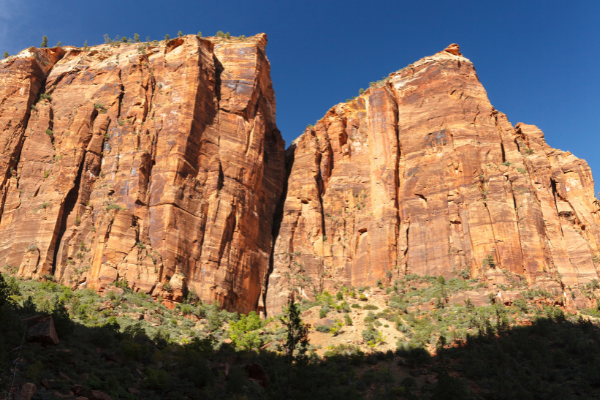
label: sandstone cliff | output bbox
[266,44,600,314]
[0,34,285,313]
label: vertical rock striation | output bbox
[266,44,600,314]
[0,35,285,313]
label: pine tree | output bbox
[178,31,183,38]
[134,33,140,43]
[122,36,127,43]
[0,274,9,309]
[225,32,231,39]
[56,41,61,47]
[83,41,88,50]
[41,36,48,48]
[197,31,202,38]
[281,299,309,398]
[216,31,224,38]
[52,298,74,337]
[164,34,170,41]
[344,313,353,326]
[103,34,111,44]
[2,52,8,59]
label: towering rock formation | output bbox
[266,44,600,314]
[0,34,285,313]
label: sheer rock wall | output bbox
[266,44,600,314]
[0,35,285,313]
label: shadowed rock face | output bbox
[0,34,285,314]
[266,44,600,315]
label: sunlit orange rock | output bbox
[266,44,600,314]
[0,35,285,314]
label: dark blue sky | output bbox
[1,0,599,190]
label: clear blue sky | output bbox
[1,0,599,191]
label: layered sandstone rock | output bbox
[0,34,285,313]
[266,44,600,314]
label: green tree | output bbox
[52,298,74,337]
[197,31,202,38]
[122,36,127,43]
[3,52,8,59]
[56,41,62,47]
[344,313,353,326]
[359,88,365,94]
[164,34,170,41]
[228,311,262,350]
[83,41,88,49]
[281,299,309,398]
[0,274,10,309]
[103,34,111,44]
[216,31,224,38]
[178,31,183,38]
[134,33,140,43]
[225,32,231,38]
[41,36,48,48]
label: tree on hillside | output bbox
[164,34,170,41]
[178,31,183,38]
[281,298,309,398]
[3,52,8,59]
[134,33,140,43]
[56,41,61,47]
[0,274,9,309]
[41,36,48,48]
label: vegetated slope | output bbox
[0,34,285,314]
[267,43,600,315]
[3,272,600,399]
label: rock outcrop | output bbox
[266,44,600,314]
[0,34,285,313]
[2,40,599,316]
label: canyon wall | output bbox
[0,34,285,313]
[2,40,599,316]
[266,44,600,314]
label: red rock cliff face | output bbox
[266,44,600,314]
[0,34,285,313]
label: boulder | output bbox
[89,390,112,400]
[314,318,334,328]
[22,316,59,345]
[245,362,271,387]
[17,383,37,400]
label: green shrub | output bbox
[145,368,168,390]
[344,314,353,326]
[228,311,263,350]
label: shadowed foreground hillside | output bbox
[2,274,600,399]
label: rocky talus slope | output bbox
[266,44,600,314]
[0,34,285,314]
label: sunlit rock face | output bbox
[266,44,600,315]
[0,34,285,314]
[2,40,599,316]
